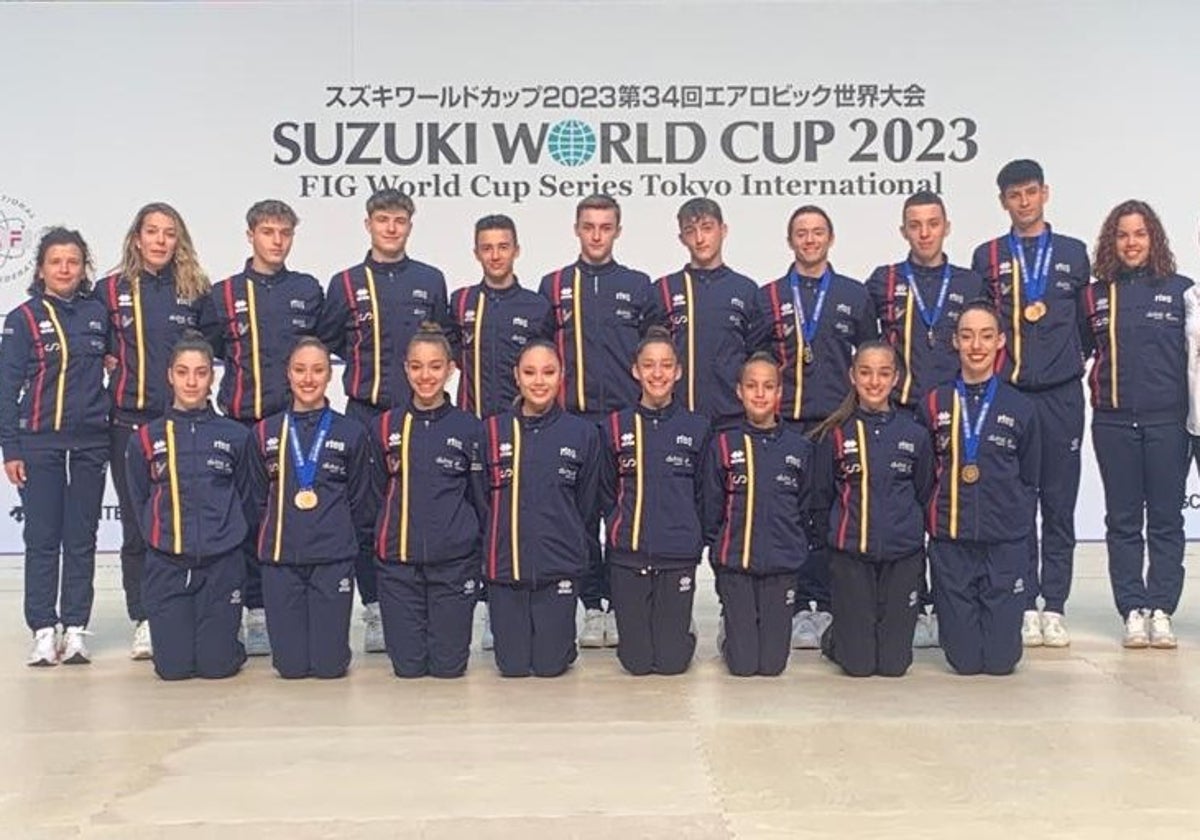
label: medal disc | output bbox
[803,345,815,365]
[294,489,319,510]
[927,329,937,348]
[960,464,980,485]
[1023,301,1047,322]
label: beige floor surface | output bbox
[1,546,1197,839]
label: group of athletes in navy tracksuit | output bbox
[4,158,1195,677]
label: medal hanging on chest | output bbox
[955,377,997,486]
[791,268,830,368]
[288,409,333,510]
[1010,230,1053,324]
[902,261,952,351]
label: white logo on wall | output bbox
[0,194,37,287]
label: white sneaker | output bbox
[27,626,58,667]
[812,610,833,643]
[1123,609,1149,649]
[60,626,91,665]
[1021,610,1044,647]
[1040,611,1070,648]
[362,601,386,653]
[243,608,271,656]
[479,602,494,651]
[912,612,940,648]
[579,608,606,648]
[130,620,153,660]
[1149,609,1177,649]
[603,610,619,648]
[791,610,819,649]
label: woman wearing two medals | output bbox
[1084,201,1192,649]
[249,338,376,679]
[918,301,1040,676]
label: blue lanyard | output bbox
[789,267,831,346]
[1008,229,1053,303]
[955,377,997,465]
[287,408,332,489]
[902,261,952,332]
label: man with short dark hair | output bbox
[970,159,1090,648]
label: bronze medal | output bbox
[960,464,980,485]
[1023,301,1047,323]
[802,345,815,366]
[294,489,319,510]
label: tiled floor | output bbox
[2,546,1197,839]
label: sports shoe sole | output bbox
[61,652,90,665]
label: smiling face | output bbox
[137,211,179,273]
[515,345,561,416]
[850,347,899,412]
[39,243,85,300]
[168,349,213,411]
[737,359,781,428]
[365,209,411,261]
[287,344,332,411]
[405,339,453,409]
[1115,212,1151,270]
[789,212,834,275]
[632,339,680,409]
[953,307,1006,383]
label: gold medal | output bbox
[294,489,319,510]
[802,345,815,365]
[960,464,980,485]
[1023,301,1047,323]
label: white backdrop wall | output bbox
[1,0,1199,551]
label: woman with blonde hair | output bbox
[99,202,211,660]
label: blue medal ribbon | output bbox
[288,408,332,490]
[955,377,997,466]
[902,260,952,339]
[1008,229,1053,304]
[789,267,831,350]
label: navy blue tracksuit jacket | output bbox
[372,400,487,564]
[599,401,710,569]
[0,293,109,460]
[539,259,654,423]
[971,230,1090,391]
[99,270,209,426]
[451,280,555,419]
[317,254,452,411]
[756,267,878,422]
[249,406,376,564]
[200,262,328,422]
[918,378,1040,543]
[125,405,257,565]
[648,265,761,427]
[812,407,934,559]
[481,404,600,585]
[701,421,813,575]
[866,260,986,408]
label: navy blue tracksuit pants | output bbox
[344,399,383,606]
[20,445,107,632]
[1093,422,1188,617]
[825,550,924,678]
[261,560,354,679]
[110,423,147,622]
[579,513,610,611]
[609,564,697,676]
[376,557,478,678]
[1023,380,1084,613]
[488,578,579,678]
[929,538,1025,676]
[787,420,831,612]
[715,568,794,677]
[143,549,246,681]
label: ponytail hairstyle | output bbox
[809,340,898,441]
[169,329,215,366]
[406,320,452,361]
[634,325,677,361]
[288,335,331,364]
[956,298,1002,332]
[739,350,781,383]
